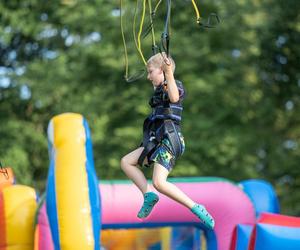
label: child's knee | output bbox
[120,156,128,170]
[152,177,166,192]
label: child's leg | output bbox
[152,163,215,229]
[120,147,151,194]
[121,147,159,218]
[152,163,195,209]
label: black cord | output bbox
[198,13,220,28]
[161,0,171,57]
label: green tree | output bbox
[0,0,299,215]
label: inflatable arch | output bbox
[46,113,101,250]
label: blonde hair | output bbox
[147,52,176,73]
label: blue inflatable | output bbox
[240,179,280,217]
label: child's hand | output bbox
[162,56,173,74]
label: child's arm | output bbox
[163,58,179,103]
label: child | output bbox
[120,53,215,229]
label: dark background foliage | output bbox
[0,0,299,215]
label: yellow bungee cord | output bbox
[120,0,219,82]
[191,0,201,24]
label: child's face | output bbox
[147,65,164,87]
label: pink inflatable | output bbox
[100,179,256,250]
[35,203,54,250]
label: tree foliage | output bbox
[0,0,299,215]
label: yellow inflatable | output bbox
[0,184,37,250]
[101,227,171,250]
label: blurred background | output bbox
[0,0,299,216]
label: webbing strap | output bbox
[138,140,157,167]
[153,106,182,118]
[138,119,182,167]
[164,120,182,158]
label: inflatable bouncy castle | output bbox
[1,113,300,250]
[45,114,101,250]
[0,168,37,250]
[248,213,300,250]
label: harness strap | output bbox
[164,119,182,158]
[138,119,182,167]
[139,118,163,167]
[152,106,182,120]
[138,139,157,167]
[141,117,153,147]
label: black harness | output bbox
[138,80,184,167]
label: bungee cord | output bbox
[120,0,220,83]
[120,0,146,82]
[191,0,220,28]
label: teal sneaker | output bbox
[137,192,159,218]
[191,204,215,230]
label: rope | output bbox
[120,0,220,82]
[160,0,171,59]
[119,0,129,80]
[153,0,162,14]
[136,0,147,65]
[133,0,140,56]
[148,0,158,55]
[191,0,201,24]
[191,0,220,28]
[120,0,146,82]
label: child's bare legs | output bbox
[120,147,152,194]
[152,163,215,229]
[152,163,195,209]
[121,148,160,218]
